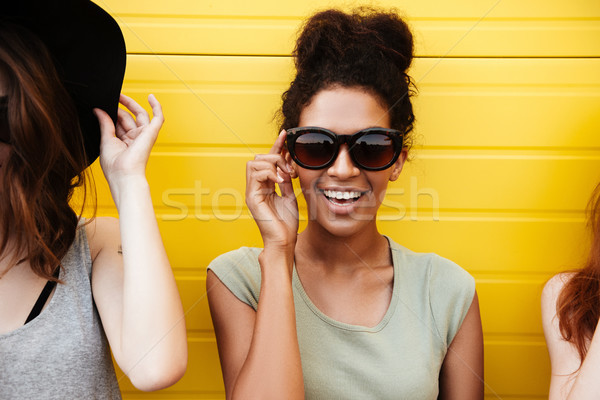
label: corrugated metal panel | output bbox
[84,0,600,398]
[96,0,600,56]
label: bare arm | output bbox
[207,131,304,399]
[90,94,187,391]
[438,292,484,400]
[207,253,303,399]
[542,273,600,400]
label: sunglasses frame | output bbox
[285,126,405,171]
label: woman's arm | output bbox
[207,251,303,399]
[207,131,304,399]
[90,94,187,391]
[542,273,600,400]
[438,291,484,400]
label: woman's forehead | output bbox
[299,86,391,133]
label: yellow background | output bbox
[89,1,600,399]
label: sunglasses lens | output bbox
[294,132,336,167]
[352,133,396,169]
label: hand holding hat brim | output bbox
[96,94,163,203]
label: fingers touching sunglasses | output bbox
[285,127,404,171]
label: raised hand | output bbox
[91,94,187,388]
[246,130,299,250]
[95,94,163,188]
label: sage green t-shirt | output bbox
[208,237,475,400]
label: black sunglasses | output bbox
[0,97,10,144]
[286,126,404,171]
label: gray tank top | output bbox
[0,224,121,399]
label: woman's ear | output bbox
[283,150,298,178]
[389,149,408,182]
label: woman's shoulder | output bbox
[389,238,476,346]
[387,236,473,287]
[83,216,120,262]
[544,272,575,293]
[207,247,263,309]
[542,272,575,314]
[541,271,585,385]
[208,246,263,271]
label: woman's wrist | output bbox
[108,174,150,211]
[262,230,297,250]
[262,240,295,259]
[259,246,295,276]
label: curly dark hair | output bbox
[0,22,90,282]
[279,8,416,152]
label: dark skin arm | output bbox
[207,131,304,399]
[438,292,484,400]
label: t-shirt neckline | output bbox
[292,235,400,333]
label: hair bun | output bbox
[294,8,414,75]
[361,10,414,72]
[280,8,416,148]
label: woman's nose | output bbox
[327,144,360,179]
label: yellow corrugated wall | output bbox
[87,1,600,399]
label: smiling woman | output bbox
[206,7,483,400]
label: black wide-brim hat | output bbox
[1,0,126,165]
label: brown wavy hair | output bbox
[279,8,416,154]
[556,182,600,364]
[0,22,90,281]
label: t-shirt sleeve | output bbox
[207,247,263,310]
[428,255,476,348]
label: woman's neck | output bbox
[0,233,25,279]
[296,222,390,272]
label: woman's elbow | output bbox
[127,356,188,392]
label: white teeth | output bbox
[323,190,362,200]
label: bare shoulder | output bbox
[85,217,121,262]
[542,273,588,395]
[542,272,575,312]
[541,272,577,354]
